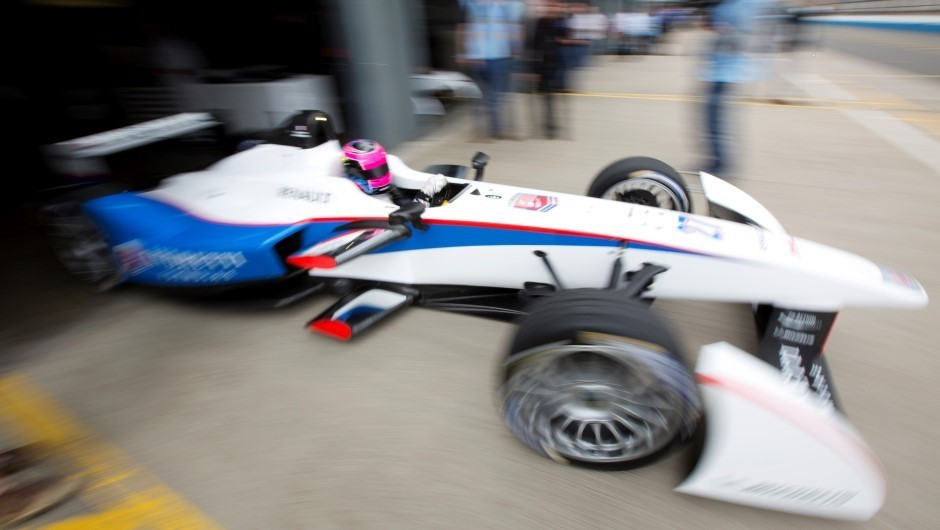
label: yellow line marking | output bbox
[558,90,940,129]
[896,116,940,124]
[561,91,694,103]
[562,90,896,106]
[732,99,840,111]
[87,470,138,491]
[0,374,221,530]
[825,73,940,78]
[560,91,934,112]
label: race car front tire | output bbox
[588,156,692,213]
[499,290,701,469]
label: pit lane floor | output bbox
[2,28,939,528]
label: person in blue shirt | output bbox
[458,0,525,139]
[700,0,770,177]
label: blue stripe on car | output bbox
[83,193,701,286]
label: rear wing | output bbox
[43,113,219,178]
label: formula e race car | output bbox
[41,110,927,521]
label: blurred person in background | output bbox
[0,445,80,526]
[754,1,812,105]
[582,6,611,57]
[457,0,526,140]
[612,10,630,57]
[531,0,570,139]
[564,2,593,77]
[614,9,657,57]
[653,7,684,54]
[699,0,770,178]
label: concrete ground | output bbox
[2,28,939,528]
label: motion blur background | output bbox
[1,0,939,528]
[2,0,939,199]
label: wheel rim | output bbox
[42,203,118,286]
[501,341,698,464]
[601,170,690,212]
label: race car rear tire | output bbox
[499,290,701,469]
[588,157,691,213]
[39,185,123,291]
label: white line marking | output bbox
[785,74,940,175]
[784,74,858,101]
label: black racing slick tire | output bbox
[499,290,701,469]
[587,157,692,213]
[38,184,124,291]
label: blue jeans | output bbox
[704,81,731,175]
[572,43,591,69]
[472,58,513,137]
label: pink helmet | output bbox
[342,139,391,195]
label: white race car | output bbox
[42,111,928,521]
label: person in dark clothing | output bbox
[531,1,570,139]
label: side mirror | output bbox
[471,152,490,181]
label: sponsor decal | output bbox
[765,309,838,409]
[779,345,809,387]
[146,248,246,270]
[879,265,922,291]
[807,362,832,405]
[732,480,857,507]
[485,194,502,200]
[114,240,151,276]
[773,327,816,346]
[788,236,800,256]
[112,239,247,284]
[510,193,557,212]
[277,187,332,203]
[156,269,241,283]
[777,344,832,406]
[777,311,821,332]
[677,216,722,240]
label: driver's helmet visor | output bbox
[343,158,391,194]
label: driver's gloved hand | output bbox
[415,174,448,207]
